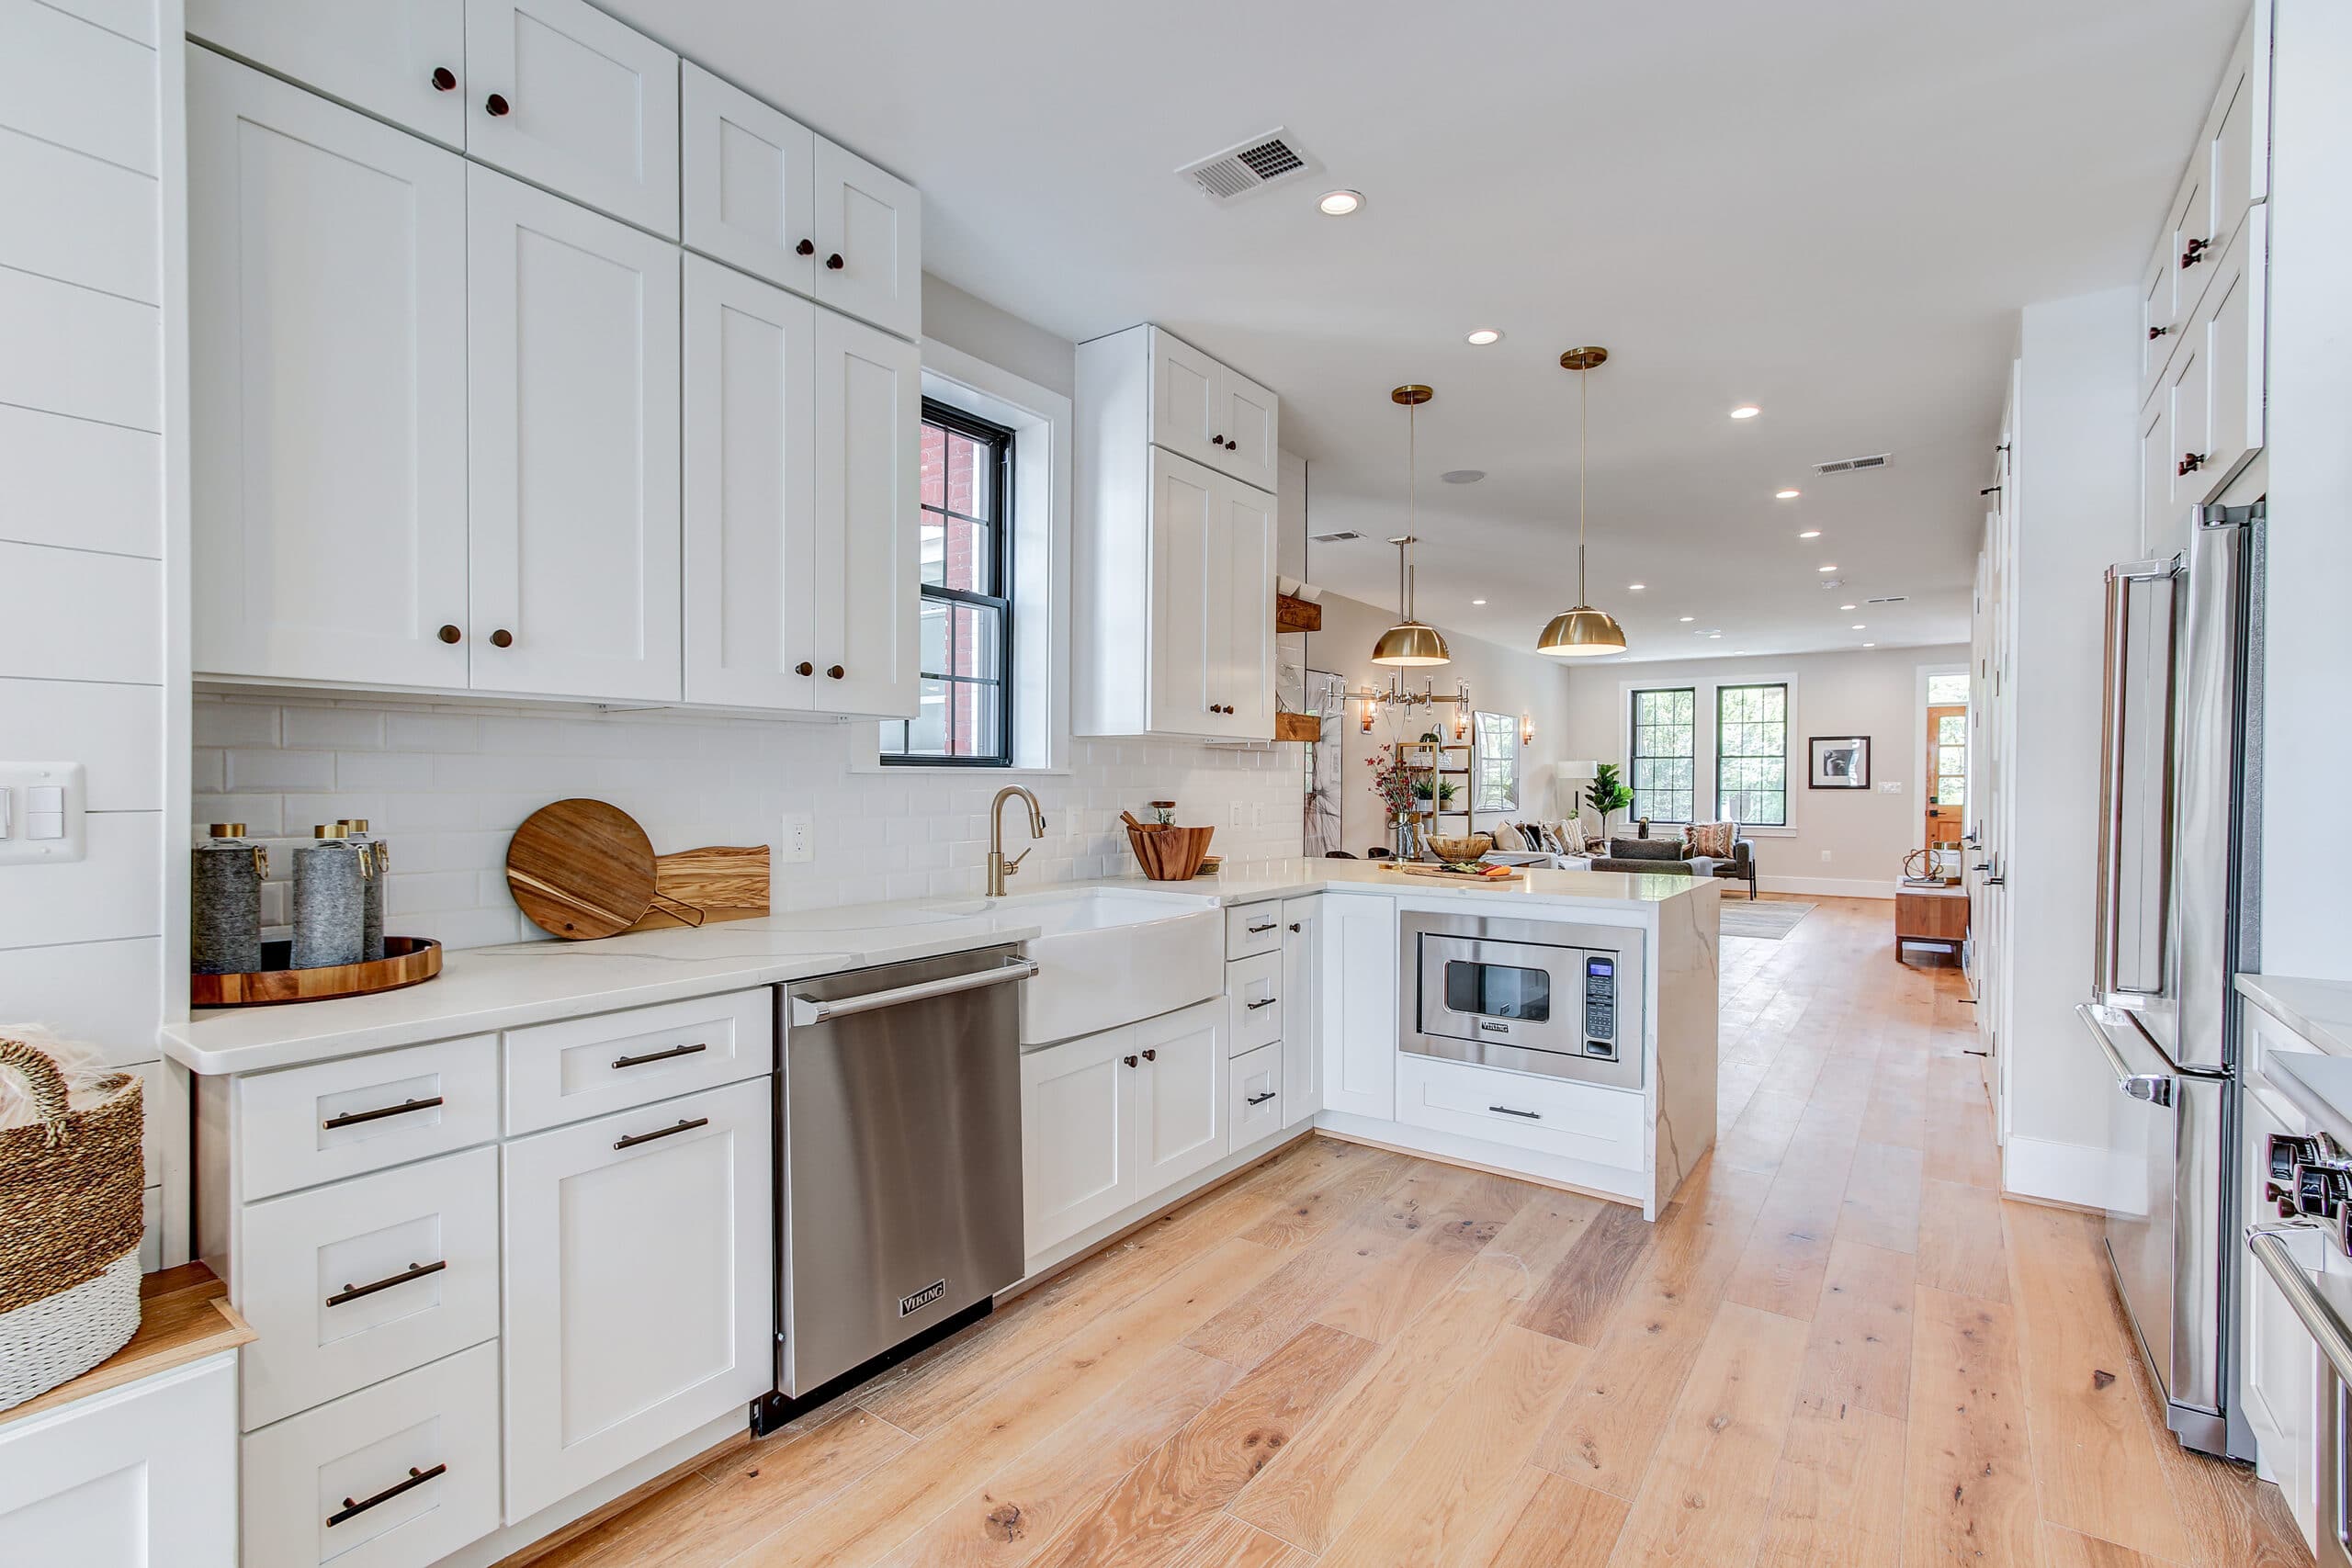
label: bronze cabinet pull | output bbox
[327,1259,447,1308]
[322,1095,444,1131]
[827,664,845,679]
[1247,921,1277,933]
[610,1042,707,1071]
[1288,922,1301,931]
[1246,1090,1276,1106]
[490,628,514,648]
[795,660,814,676]
[328,1464,447,1528]
[1487,1104,1542,1120]
[1245,997,1276,1010]
[614,1116,708,1151]
[826,253,844,269]
[437,624,462,644]
[1122,1055,1138,1068]
[1140,1048,1158,1061]
[796,239,815,256]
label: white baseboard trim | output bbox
[2004,1134,2133,1212]
[1755,874,1897,900]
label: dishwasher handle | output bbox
[790,956,1038,1026]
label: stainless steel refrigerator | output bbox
[2081,501,2264,1459]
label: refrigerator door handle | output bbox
[2094,560,2180,1006]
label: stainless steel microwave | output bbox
[1400,910,1644,1090]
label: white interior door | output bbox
[1135,1002,1227,1193]
[464,0,679,236]
[810,308,917,717]
[188,0,469,147]
[684,256,817,709]
[501,1078,770,1524]
[1148,330,1221,469]
[467,166,681,702]
[811,137,920,340]
[1215,367,1279,491]
[188,52,469,690]
[681,62,815,296]
[1020,1027,1135,1258]
[1147,450,1217,735]
[1217,478,1276,737]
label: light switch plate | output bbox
[0,761,87,864]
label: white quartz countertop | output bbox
[2239,973,2352,1058]
[160,860,1715,1075]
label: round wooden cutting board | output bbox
[505,798,662,940]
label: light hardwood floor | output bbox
[527,897,2312,1568]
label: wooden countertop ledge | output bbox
[0,1262,254,1427]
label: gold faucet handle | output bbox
[1004,847,1033,875]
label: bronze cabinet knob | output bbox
[485,93,511,117]
[795,240,815,256]
[432,67,457,91]
[490,628,514,649]
[825,254,844,270]
[795,661,814,676]
[1122,1055,1138,1068]
[827,664,844,679]
[437,625,461,644]
[1140,1048,1157,1062]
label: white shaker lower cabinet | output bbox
[188,0,468,150]
[0,1358,238,1567]
[1279,897,1323,1127]
[463,0,680,237]
[188,51,471,691]
[1133,1002,1227,1193]
[500,1077,771,1523]
[467,166,683,703]
[809,307,919,718]
[1318,893,1398,1120]
[2242,1080,2323,1549]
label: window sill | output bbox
[852,761,1073,779]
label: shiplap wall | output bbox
[0,0,184,1266]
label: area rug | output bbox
[1719,900,1815,940]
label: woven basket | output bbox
[0,1037,144,1412]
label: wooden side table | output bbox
[1894,883,1969,962]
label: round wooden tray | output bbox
[190,937,443,1009]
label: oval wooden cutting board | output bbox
[505,798,662,940]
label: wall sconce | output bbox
[1521,713,1535,746]
[1360,702,1376,734]
[1451,707,1469,741]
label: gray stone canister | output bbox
[290,823,368,969]
[190,823,266,975]
[340,818,388,961]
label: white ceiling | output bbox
[612,0,2241,661]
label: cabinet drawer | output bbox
[236,1148,499,1431]
[242,1341,501,1568]
[1225,901,1283,960]
[1229,1043,1282,1147]
[503,987,772,1134]
[1226,950,1282,1055]
[1397,1055,1646,1173]
[237,1035,498,1201]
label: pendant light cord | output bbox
[1407,400,1419,620]
[1577,364,1589,606]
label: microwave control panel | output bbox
[1583,954,1618,1059]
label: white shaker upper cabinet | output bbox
[809,307,919,717]
[681,62,816,298]
[811,138,921,341]
[188,0,469,149]
[1148,329,1224,472]
[467,167,682,703]
[1214,365,1280,492]
[188,51,470,691]
[684,255,819,710]
[1215,477,1276,738]
[1145,448,1221,735]
[464,0,679,237]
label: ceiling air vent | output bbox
[1865,595,1909,604]
[1310,529,1363,543]
[1177,129,1321,205]
[1812,453,1892,476]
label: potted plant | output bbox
[1586,762,1634,841]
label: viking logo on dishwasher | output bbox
[900,1279,947,1316]
[1478,1020,1510,1034]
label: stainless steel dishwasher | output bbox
[752,943,1034,1433]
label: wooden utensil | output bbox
[622,845,770,934]
[506,799,704,940]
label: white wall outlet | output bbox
[1228,801,1248,829]
[779,812,813,864]
[1820,849,1834,863]
[0,761,87,865]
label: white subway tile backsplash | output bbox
[193,694,1305,951]
[280,705,386,750]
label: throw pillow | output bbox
[1689,820,1736,859]
[1492,821,1525,851]
[1555,818,1587,855]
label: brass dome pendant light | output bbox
[1372,384,1450,667]
[1537,346,1629,658]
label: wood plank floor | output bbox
[531,897,2312,1568]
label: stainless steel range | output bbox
[1400,910,1644,1090]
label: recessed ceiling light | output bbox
[1627,583,1645,592]
[1679,615,1695,622]
[1708,632,1723,638]
[1798,529,1821,539]
[1817,564,1838,572]
[1317,189,1363,216]
[1775,488,1801,500]
[1465,329,1501,345]
[1471,598,1487,605]
[1840,604,1857,610]
[1851,624,1866,630]
[1863,641,1876,648]
[1729,404,1761,420]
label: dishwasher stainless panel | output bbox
[769,944,1032,1415]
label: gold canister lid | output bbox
[344,818,370,832]
[313,823,348,839]
[208,823,246,839]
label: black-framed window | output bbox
[883,401,1014,765]
[1715,682,1789,826]
[1628,687,1696,823]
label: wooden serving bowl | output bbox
[1426,834,1493,863]
[1125,824,1215,881]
